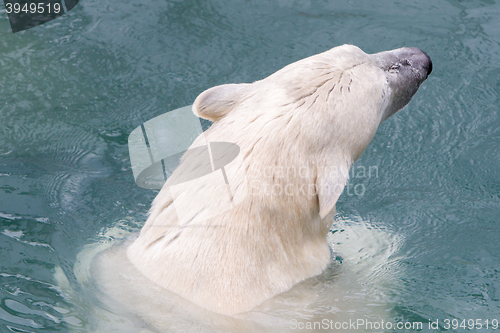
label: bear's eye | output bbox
[389,64,400,73]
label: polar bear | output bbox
[93,44,432,320]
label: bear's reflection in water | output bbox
[71,215,402,333]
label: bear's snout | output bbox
[401,47,433,79]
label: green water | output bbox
[1,0,500,332]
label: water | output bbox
[1,0,500,332]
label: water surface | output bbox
[1,0,500,332]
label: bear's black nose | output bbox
[410,48,432,77]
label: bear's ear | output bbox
[192,83,253,122]
[316,164,350,219]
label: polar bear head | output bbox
[193,44,432,218]
[195,45,431,123]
